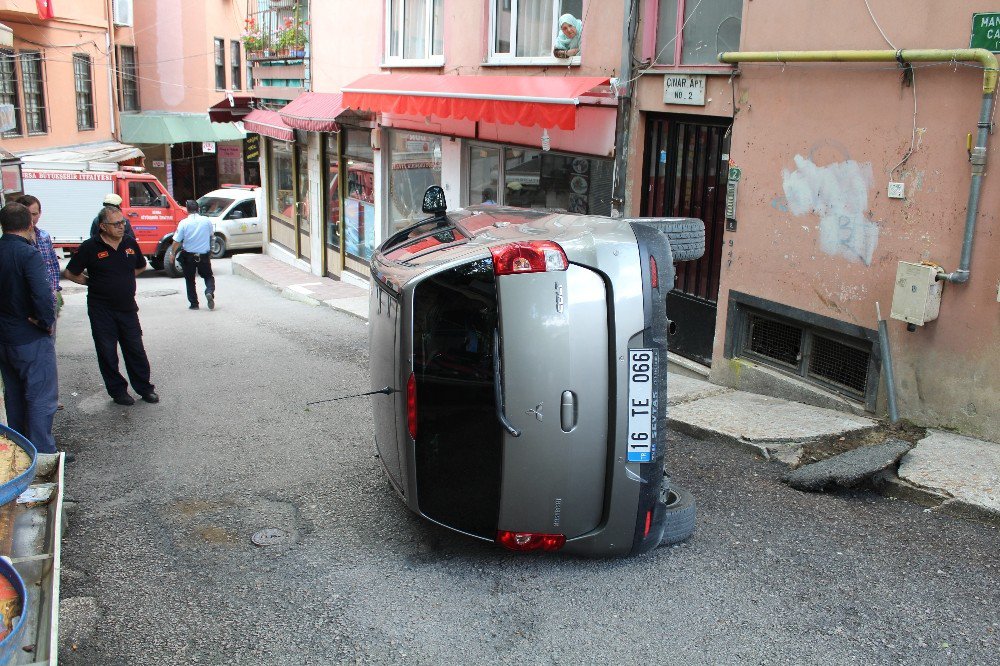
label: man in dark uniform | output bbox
[0,202,60,455]
[62,206,159,406]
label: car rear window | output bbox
[412,258,502,539]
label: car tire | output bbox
[658,483,696,546]
[636,218,706,262]
[210,234,227,259]
[162,246,182,278]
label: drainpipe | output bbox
[718,48,998,284]
[610,0,641,218]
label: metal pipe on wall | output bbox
[717,48,998,285]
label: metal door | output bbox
[641,114,730,365]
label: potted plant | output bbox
[242,17,264,58]
[277,16,308,57]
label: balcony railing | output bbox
[243,1,309,61]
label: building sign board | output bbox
[664,74,706,106]
[244,134,260,162]
[970,12,1000,52]
[202,141,217,154]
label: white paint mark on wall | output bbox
[782,155,879,265]
[155,2,185,107]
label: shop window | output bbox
[385,0,444,66]
[324,137,341,253]
[214,38,226,90]
[269,140,295,223]
[469,146,500,206]
[490,0,582,65]
[653,0,741,66]
[230,41,241,91]
[503,147,612,216]
[118,45,139,112]
[387,131,441,235]
[0,50,22,138]
[344,129,375,261]
[72,54,95,130]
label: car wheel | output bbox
[635,218,706,262]
[210,234,227,259]
[162,246,182,278]
[658,483,696,546]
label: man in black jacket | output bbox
[63,206,158,406]
[0,202,59,454]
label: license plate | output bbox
[627,349,656,462]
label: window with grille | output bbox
[72,53,94,130]
[230,41,241,91]
[214,38,226,90]
[727,293,880,409]
[0,50,21,137]
[118,45,138,112]
[20,52,46,134]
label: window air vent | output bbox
[807,334,871,395]
[747,313,801,368]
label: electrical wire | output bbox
[863,0,897,49]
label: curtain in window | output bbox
[403,0,428,59]
[516,0,553,57]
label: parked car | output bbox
[197,185,265,258]
[368,187,704,557]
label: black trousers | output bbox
[87,304,154,398]
[181,252,216,306]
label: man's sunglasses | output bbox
[103,221,126,228]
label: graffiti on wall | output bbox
[781,155,879,266]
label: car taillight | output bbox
[649,255,659,289]
[407,372,417,440]
[490,241,568,275]
[496,530,566,552]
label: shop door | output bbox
[296,144,311,261]
[641,114,730,366]
[323,134,342,278]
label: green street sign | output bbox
[970,13,1000,53]
[728,166,742,182]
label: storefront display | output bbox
[343,128,375,262]
[387,130,441,234]
[268,140,295,252]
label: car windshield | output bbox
[197,196,235,217]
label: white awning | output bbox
[16,141,144,171]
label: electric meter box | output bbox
[890,261,944,326]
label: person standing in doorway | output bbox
[0,202,60,455]
[62,206,159,406]
[170,200,216,310]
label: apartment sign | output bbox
[664,74,706,106]
[970,13,1000,52]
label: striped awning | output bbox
[242,109,294,142]
[278,92,346,132]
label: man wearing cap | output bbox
[170,200,216,310]
[62,206,158,406]
[89,193,135,239]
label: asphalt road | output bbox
[53,259,1000,665]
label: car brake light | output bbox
[407,372,417,439]
[490,241,568,276]
[496,530,566,552]
[649,255,659,289]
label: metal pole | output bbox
[610,0,640,218]
[876,302,899,424]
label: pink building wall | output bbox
[0,0,118,152]
[133,0,250,114]
[714,0,1000,440]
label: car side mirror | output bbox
[156,195,169,208]
[227,210,244,220]
[421,185,447,217]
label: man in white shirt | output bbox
[170,200,216,310]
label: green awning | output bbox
[119,113,246,144]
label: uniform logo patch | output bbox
[97,251,109,259]
[125,248,135,255]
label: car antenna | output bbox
[306,386,397,406]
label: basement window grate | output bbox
[731,302,878,407]
[747,313,802,368]
[807,334,870,395]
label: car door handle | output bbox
[560,390,577,432]
[492,331,521,438]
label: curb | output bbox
[233,260,368,321]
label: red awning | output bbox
[243,109,294,142]
[208,95,254,123]
[341,74,610,131]
[278,92,346,132]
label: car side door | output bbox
[223,199,259,247]
[122,179,174,254]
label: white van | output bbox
[196,185,264,258]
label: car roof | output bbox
[199,188,256,201]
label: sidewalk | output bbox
[233,253,1000,524]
